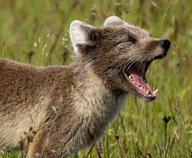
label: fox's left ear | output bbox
[104,16,127,27]
[70,20,95,55]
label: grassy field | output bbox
[0,0,192,157]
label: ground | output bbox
[0,0,192,157]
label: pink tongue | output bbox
[130,72,153,94]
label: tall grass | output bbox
[0,0,192,157]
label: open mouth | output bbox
[123,61,158,101]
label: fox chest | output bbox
[74,93,127,143]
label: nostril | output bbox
[160,39,171,50]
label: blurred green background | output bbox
[0,0,192,157]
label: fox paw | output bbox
[18,127,37,158]
[24,127,37,143]
[19,127,37,148]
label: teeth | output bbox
[153,89,159,95]
[146,89,149,94]
[139,86,145,90]
[128,75,134,81]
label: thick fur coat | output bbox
[0,16,170,158]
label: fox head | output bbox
[70,16,170,102]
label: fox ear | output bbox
[104,16,127,27]
[70,20,95,55]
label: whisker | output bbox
[137,58,145,72]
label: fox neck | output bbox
[72,59,128,128]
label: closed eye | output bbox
[113,36,137,46]
[114,41,135,48]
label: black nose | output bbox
[160,39,171,51]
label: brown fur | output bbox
[0,16,169,157]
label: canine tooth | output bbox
[153,89,159,95]
[129,76,132,79]
[146,89,149,94]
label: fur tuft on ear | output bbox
[104,16,127,27]
[70,20,94,55]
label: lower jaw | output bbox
[132,92,156,102]
[140,95,156,102]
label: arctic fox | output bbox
[0,16,170,157]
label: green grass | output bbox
[0,0,192,157]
